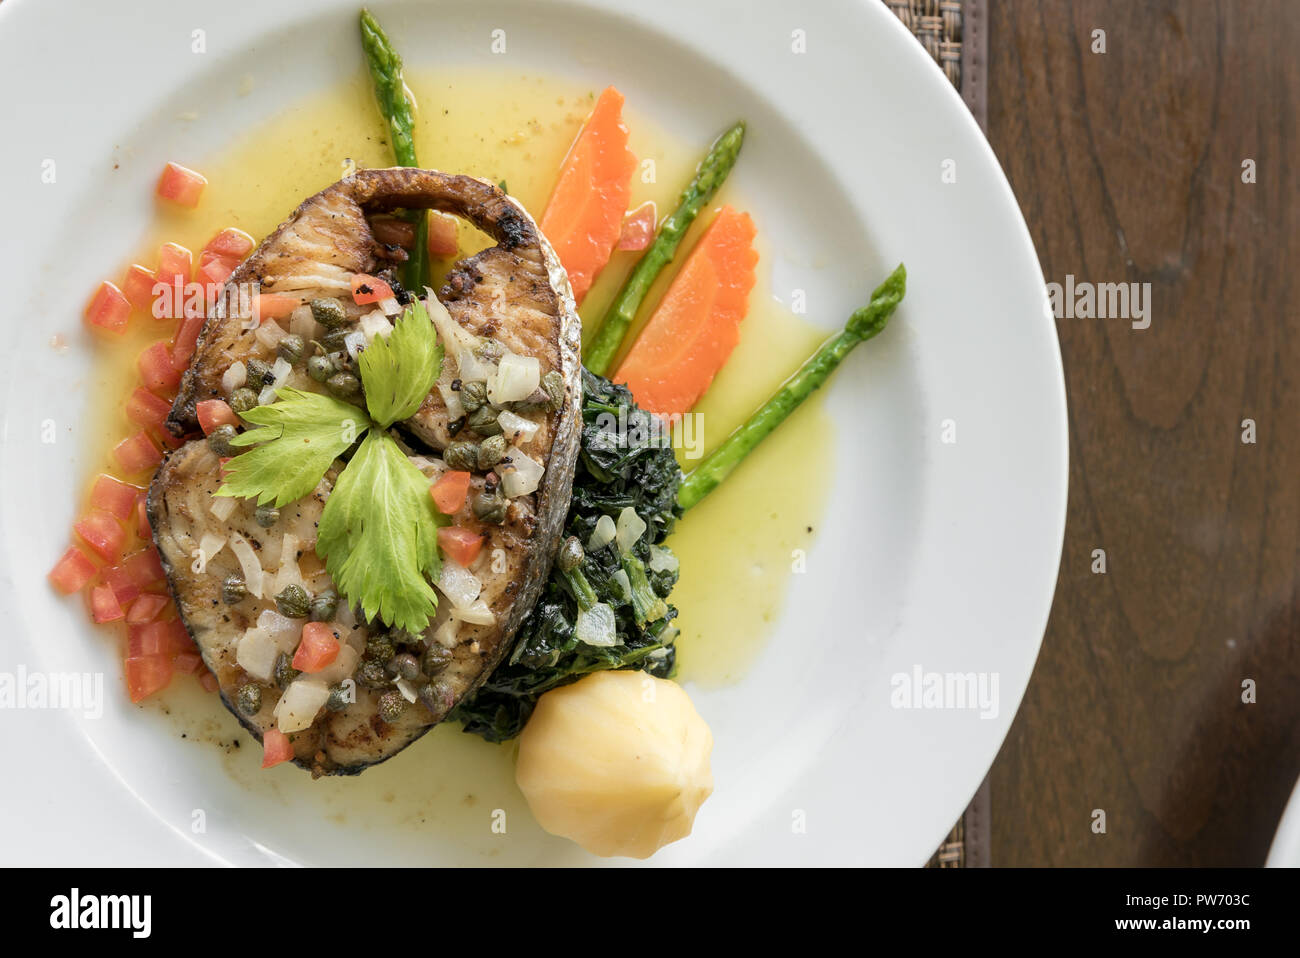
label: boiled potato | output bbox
[515,670,713,859]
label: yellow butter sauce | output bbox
[84,69,831,833]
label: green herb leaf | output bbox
[359,301,443,428]
[217,389,369,507]
[316,429,446,633]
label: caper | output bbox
[309,589,338,622]
[207,424,238,457]
[465,404,501,436]
[325,683,352,712]
[255,503,279,528]
[459,380,488,413]
[246,358,274,386]
[310,298,348,328]
[320,327,350,352]
[326,371,361,399]
[356,658,389,689]
[541,370,565,411]
[473,338,505,364]
[418,680,454,716]
[235,683,262,716]
[477,433,507,469]
[364,635,396,664]
[557,536,585,573]
[443,440,479,472]
[308,355,335,385]
[472,489,508,525]
[277,333,306,365]
[422,644,452,676]
[377,690,407,723]
[273,652,300,690]
[229,386,259,413]
[222,574,247,605]
[387,652,421,682]
[275,583,311,618]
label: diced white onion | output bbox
[438,382,465,421]
[274,678,330,733]
[377,296,401,316]
[450,599,495,626]
[228,532,264,598]
[254,319,288,350]
[487,352,540,404]
[575,603,617,647]
[315,643,359,685]
[208,494,238,522]
[455,347,496,384]
[436,557,482,610]
[587,514,616,551]
[334,602,357,629]
[191,531,227,574]
[433,618,458,649]
[273,533,305,596]
[257,608,302,651]
[288,305,317,340]
[498,446,544,498]
[496,409,539,445]
[424,289,481,357]
[235,627,277,682]
[648,544,678,573]
[615,506,647,554]
[222,361,247,394]
[344,329,367,360]
[360,309,393,342]
[394,677,420,703]
[257,357,293,405]
[612,569,632,602]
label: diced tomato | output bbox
[262,727,293,768]
[89,584,125,623]
[195,399,238,435]
[74,510,128,563]
[139,340,183,396]
[617,201,657,251]
[372,217,416,248]
[173,651,204,674]
[125,387,172,435]
[156,162,207,208]
[253,293,299,322]
[125,654,172,703]
[125,593,169,626]
[122,264,158,312]
[127,622,167,658]
[158,242,192,287]
[430,470,472,514]
[171,313,205,369]
[112,432,163,474]
[427,212,460,258]
[203,227,254,261]
[199,669,219,693]
[122,547,166,589]
[197,251,235,287]
[350,273,393,305]
[292,622,340,673]
[100,564,141,606]
[438,526,485,567]
[85,281,131,334]
[135,492,151,539]
[48,546,97,594]
[89,474,140,520]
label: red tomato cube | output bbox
[427,212,459,258]
[171,314,205,370]
[196,399,238,435]
[156,162,207,208]
[100,564,141,605]
[261,727,294,768]
[125,386,173,435]
[89,584,125,623]
[48,546,97,594]
[74,510,128,563]
[112,432,163,475]
[350,273,393,305]
[85,281,131,334]
[89,474,141,520]
[139,341,183,396]
[197,252,235,288]
[430,471,472,514]
[292,622,341,673]
[437,525,485,567]
[252,293,299,322]
[125,655,173,702]
[135,492,151,540]
[125,593,169,626]
[203,227,253,261]
[199,670,219,692]
[122,264,159,311]
[173,651,204,674]
[122,547,166,588]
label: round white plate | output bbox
[0,0,1066,865]
[1267,775,1300,867]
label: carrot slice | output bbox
[539,86,637,305]
[613,206,758,418]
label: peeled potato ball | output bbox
[515,670,713,859]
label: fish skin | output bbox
[150,169,582,775]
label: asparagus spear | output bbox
[676,264,906,511]
[359,9,429,291]
[584,121,746,376]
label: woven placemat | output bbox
[881,0,991,868]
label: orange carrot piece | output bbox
[613,206,758,419]
[538,86,637,305]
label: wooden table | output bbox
[983,0,1300,865]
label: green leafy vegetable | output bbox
[359,302,443,427]
[217,389,369,507]
[317,429,446,634]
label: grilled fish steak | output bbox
[149,169,581,775]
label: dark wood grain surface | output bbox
[985,0,1299,866]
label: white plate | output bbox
[1267,775,1300,867]
[0,0,1066,865]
